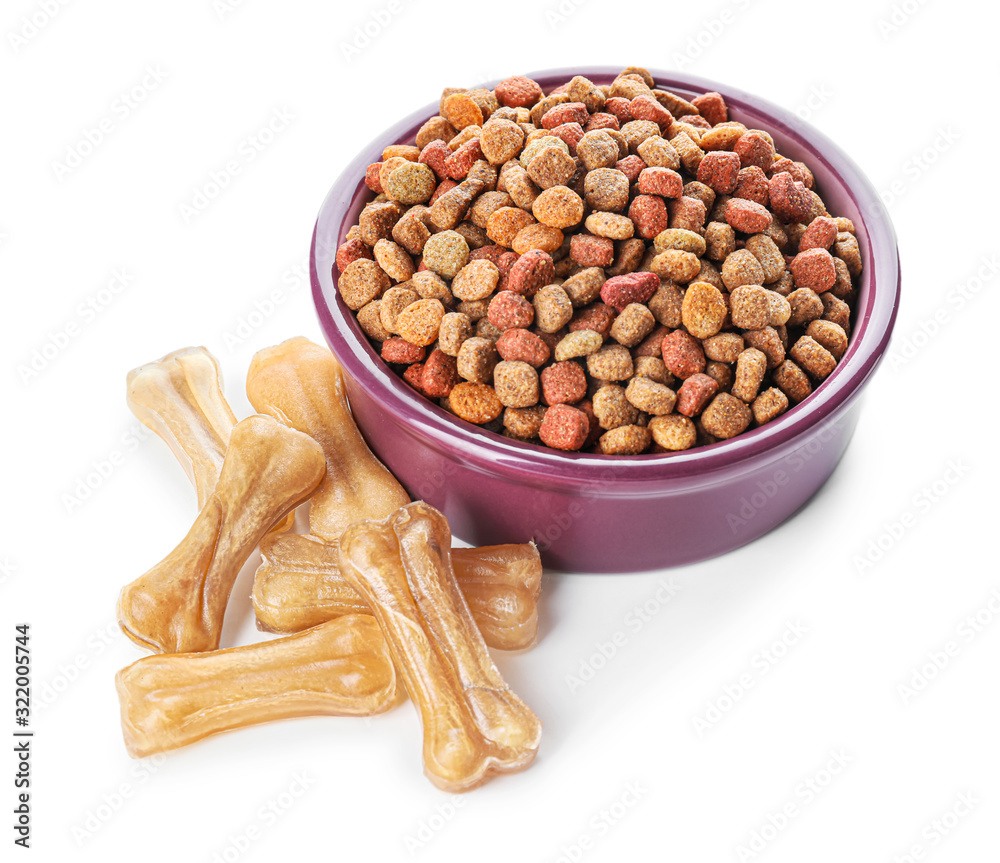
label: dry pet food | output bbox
[332,66,862,455]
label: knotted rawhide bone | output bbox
[246,337,410,544]
[339,502,541,792]
[116,615,397,758]
[126,346,238,510]
[126,346,296,534]
[253,533,541,651]
[117,415,326,654]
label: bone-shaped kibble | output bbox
[117,415,326,654]
[246,337,410,544]
[126,346,295,533]
[253,532,541,651]
[339,502,541,792]
[116,615,397,758]
[126,346,238,509]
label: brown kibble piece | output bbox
[721,249,766,290]
[456,336,498,383]
[752,387,789,424]
[786,288,825,327]
[493,361,540,408]
[731,348,767,403]
[649,414,696,450]
[789,336,837,380]
[339,259,391,310]
[599,424,652,455]
[700,393,751,439]
[805,319,848,360]
[592,384,639,430]
[729,285,771,329]
[609,303,655,347]
[586,344,634,381]
[772,360,812,403]
[422,231,470,279]
[625,375,676,415]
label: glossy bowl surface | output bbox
[311,67,900,572]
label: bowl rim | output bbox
[312,66,900,488]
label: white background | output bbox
[3,0,998,860]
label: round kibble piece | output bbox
[381,337,425,365]
[438,312,472,356]
[661,330,706,379]
[451,259,500,301]
[601,271,660,310]
[503,405,547,440]
[752,387,789,425]
[729,285,771,329]
[593,384,639,429]
[533,284,574,333]
[675,373,720,417]
[512,223,564,255]
[584,168,630,211]
[653,228,706,256]
[649,414,697,450]
[681,280,727,339]
[532,186,585,229]
[806,320,849,360]
[587,344,634,381]
[772,360,812,403]
[608,302,655,347]
[422,231,469,279]
[488,290,535,330]
[395,298,445,347]
[789,335,837,380]
[650,250,701,284]
[725,198,772,234]
[721,249,766,290]
[743,327,785,369]
[496,328,551,367]
[373,239,415,283]
[767,291,792,326]
[731,348,767,403]
[456,336,497,383]
[600,424,652,455]
[538,404,590,451]
[786,288,825,327]
[703,332,744,363]
[358,300,391,341]
[449,382,503,424]
[496,76,544,108]
[791,248,837,291]
[480,119,525,165]
[554,329,603,361]
[338,259,390,310]
[540,361,588,405]
[383,162,437,205]
[493,361,540,408]
[625,376,677,415]
[379,286,419,333]
[700,393,751,439]
[421,350,460,398]
[486,207,536,248]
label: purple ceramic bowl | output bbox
[311,67,899,573]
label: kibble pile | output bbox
[334,66,862,454]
